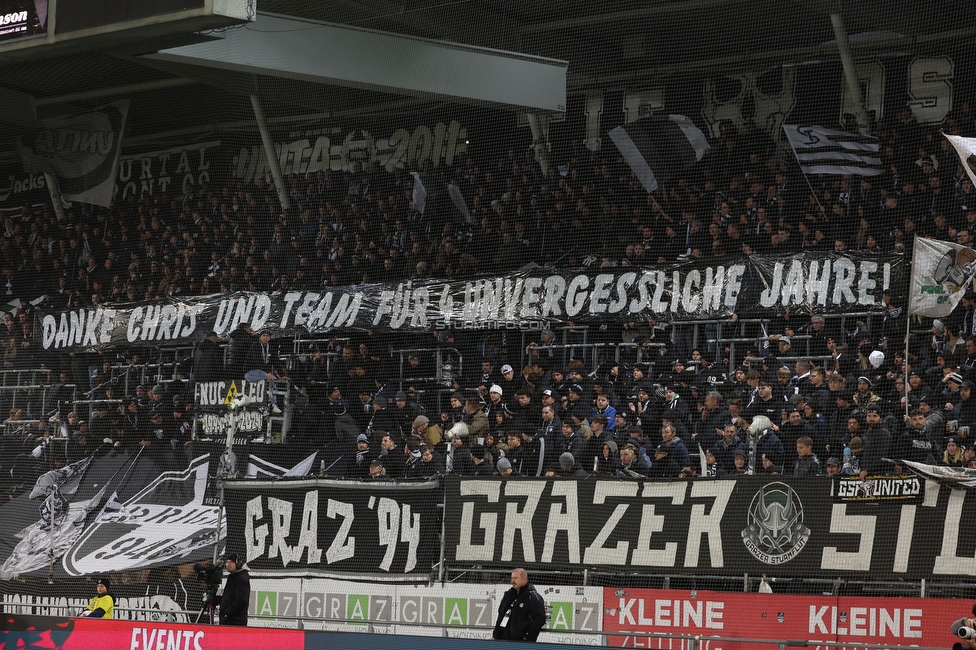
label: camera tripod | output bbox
[194,588,220,625]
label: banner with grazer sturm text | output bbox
[443,476,976,581]
[37,251,909,351]
[223,478,441,575]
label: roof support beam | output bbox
[519,0,743,34]
[146,13,567,112]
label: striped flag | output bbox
[944,134,976,187]
[608,114,710,193]
[782,124,882,175]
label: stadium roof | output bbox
[0,0,972,154]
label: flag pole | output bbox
[905,244,916,424]
[904,315,910,423]
[799,170,826,216]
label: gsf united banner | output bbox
[443,476,976,581]
[603,588,965,649]
[223,478,441,574]
[38,251,909,351]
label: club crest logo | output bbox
[741,482,810,565]
[932,246,976,286]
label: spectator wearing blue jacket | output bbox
[590,393,617,430]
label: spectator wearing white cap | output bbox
[483,384,505,423]
[498,363,518,395]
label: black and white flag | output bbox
[0,456,104,580]
[903,459,976,489]
[782,124,881,176]
[17,99,129,207]
[63,454,222,576]
[608,114,710,193]
[246,451,317,478]
[411,172,471,225]
[944,134,976,187]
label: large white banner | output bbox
[248,578,603,645]
[18,99,129,207]
[909,237,976,317]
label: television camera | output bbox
[192,560,224,624]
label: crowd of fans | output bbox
[2,99,976,491]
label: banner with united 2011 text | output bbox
[443,475,976,581]
[37,250,909,352]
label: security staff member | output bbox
[492,568,546,642]
[219,553,250,626]
[81,577,114,619]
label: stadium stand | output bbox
[0,105,968,491]
[4,3,976,648]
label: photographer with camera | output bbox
[950,604,976,649]
[219,553,250,627]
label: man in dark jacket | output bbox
[228,323,255,377]
[246,330,276,379]
[219,553,250,626]
[193,331,224,382]
[710,425,744,474]
[860,405,893,475]
[493,568,546,642]
[793,435,822,476]
[692,391,729,454]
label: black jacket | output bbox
[220,567,250,626]
[493,582,546,642]
[194,338,225,382]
